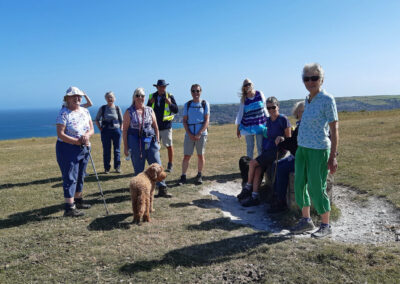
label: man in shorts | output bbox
[179,84,210,185]
[147,79,179,172]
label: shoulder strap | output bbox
[186,100,193,114]
[201,100,206,111]
[101,105,107,121]
[116,106,122,125]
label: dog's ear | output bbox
[145,164,158,181]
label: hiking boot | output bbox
[64,206,85,217]
[165,163,173,173]
[311,225,332,239]
[241,196,260,207]
[115,167,121,173]
[267,200,288,214]
[237,187,252,200]
[195,173,203,185]
[178,175,187,186]
[290,218,316,234]
[75,199,91,209]
[155,185,172,198]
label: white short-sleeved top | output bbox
[297,90,338,149]
[56,106,92,142]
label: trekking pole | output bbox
[87,147,109,215]
[272,150,280,186]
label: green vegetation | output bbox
[0,109,399,283]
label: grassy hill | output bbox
[174,95,400,124]
[0,109,399,283]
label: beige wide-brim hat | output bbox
[65,86,84,97]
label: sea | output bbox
[0,107,183,141]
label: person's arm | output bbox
[147,94,155,107]
[183,115,196,141]
[57,124,81,145]
[151,110,160,143]
[195,114,209,138]
[328,120,339,174]
[122,111,131,157]
[95,107,103,132]
[275,127,292,145]
[235,103,244,138]
[81,92,93,108]
[166,94,179,113]
[80,120,94,146]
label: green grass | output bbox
[0,109,400,283]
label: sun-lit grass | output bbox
[0,109,399,283]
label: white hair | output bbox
[132,87,145,106]
[292,101,305,119]
[302,63,325,79]
[105,91,115,100]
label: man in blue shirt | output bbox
[178,84,210,185]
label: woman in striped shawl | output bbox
[235,78,269,158]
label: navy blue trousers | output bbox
[56,141,90,198]
[274,155,295,201]
[101,128,121,171]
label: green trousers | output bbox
[294,146,331,215]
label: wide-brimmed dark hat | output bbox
[153,79,169,87]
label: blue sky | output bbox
[1,0,400,109]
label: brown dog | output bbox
[129,163,167,224]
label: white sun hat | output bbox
[65,86,84,97]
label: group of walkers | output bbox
[55,80,209,217]
[236,63,339,238]
[55,62,339,239]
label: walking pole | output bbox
[87,147,109,215]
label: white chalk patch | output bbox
[201,181,400,244]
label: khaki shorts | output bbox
[184,135,207,156]
[160,128,173,147]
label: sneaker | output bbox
[63,206,85,217]
[237,188,252,200]
[165,163,173,173]
[178,175,187,185]
[311,225,332,239]
[104,169,110,174]
[115,167,121,173]
[241,196,260,207]
[75,200,91,210]
[195,174,203,185]
[155,186,172,198]
[290,218,316,234]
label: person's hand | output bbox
[124,148,129,157]
[275,136,285,145]
[328,156,338,174]
[80,134,90,146]
[165,96,172,105]
[99,127,103,132]
[194,134,201,141]
[149,97,155,104]
[189,133,196,141]
[237,128,241,138]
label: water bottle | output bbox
[125,149,131,161]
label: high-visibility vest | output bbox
[149,92,175,121]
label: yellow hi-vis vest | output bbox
[149,92,175,121]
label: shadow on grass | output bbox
[0,176,62,190]
[166,172,241,188]
[187,217,247,231]
[86,187,129,197]
[120,232,287,274]
[0,195,130,230]
[52,173,134,188]
[88,213,132,231]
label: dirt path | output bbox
[200,181,400,244]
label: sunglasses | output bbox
[303,76,320,82]
[243,83,252,87]
[267,106,277,110]
[191,90,201,93]
[135,94,145,98]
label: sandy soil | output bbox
[200,181,400,244]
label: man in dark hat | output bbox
[147,80,179,187]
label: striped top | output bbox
[236,91,268,135]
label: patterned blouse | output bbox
[56,106,92,142]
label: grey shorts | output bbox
[160,128,173,147]
[184,135,208,156]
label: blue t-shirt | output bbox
[183,100,210,136]
[262,114,291,151]
[297,90,338,149]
